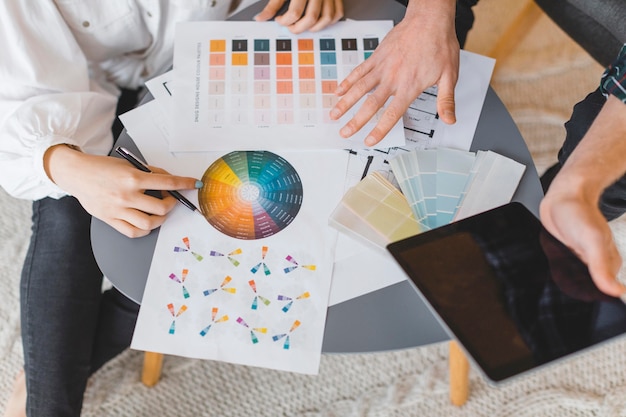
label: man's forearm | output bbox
[555,95,626,203]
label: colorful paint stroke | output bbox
[203,275,237,296]
[209,248,242,266]
[248,280,271,310]
[250,246,271,276]
[173,237,204,261]
[272,320,301,349]
[236,316,268,344]
[199,307,229,336]
[198,151,303,240]
[277,292,310,313]
[168,268,190,298]
[167,303,188,334]
[283,255,316,274]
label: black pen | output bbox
[115,146,203,216]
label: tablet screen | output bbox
[387,202,626,382]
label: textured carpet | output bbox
[2,1,626,416]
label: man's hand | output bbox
[540,95,626,298]
[330,0,458,147]
[541,186,626,297]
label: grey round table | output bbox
[91,0,544,354]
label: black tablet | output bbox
[387,202,626,383]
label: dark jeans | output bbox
[20,195,139,416]
[556,88,626,221]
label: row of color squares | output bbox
[206,37,379,125]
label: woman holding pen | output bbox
[0,1,342,415]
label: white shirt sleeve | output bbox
[0,0,233,201]
[0,1,118,200]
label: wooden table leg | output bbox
[449,341,470,406]
[141,351,164,387]
[488,0,543,66]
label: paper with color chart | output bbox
[171,20,405,152]
[125,104,349,374]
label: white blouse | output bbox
[0,0,233,200]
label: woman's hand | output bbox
[44,145,201,238]
[254,0,343,34]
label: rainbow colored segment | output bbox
[319,38,338,118]
[272,320,301,349]
[198,151,303,240]
[248,279,271,310]
[169,268,190,298]
[278,291,310,313]
[173,237,204,261]
[283,255,316,273]
[203,275,237,296]
[276,38,294,124]
[199,307,229,336]
[208,39,226,124]
[167,303,188,334]
[209,248,242,266]
[250,245,271,275]
[253,38,271,124]
[237,316,268,344]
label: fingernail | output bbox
[330,108,341,120]
[195,180,203,189]
[365,136,377,146]
[340,126,352,137]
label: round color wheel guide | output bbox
[198,151,304,239]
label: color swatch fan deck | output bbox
[390,148,526,229]
[329,148,526,251]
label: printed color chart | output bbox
[198,151,304,240]
[173,21,405,152]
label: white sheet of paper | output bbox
[171,20,405,152]
[124,103,349,374]
[433,50,495,149]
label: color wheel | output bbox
[198,151,304,240]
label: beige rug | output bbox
[2,1,626,415]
